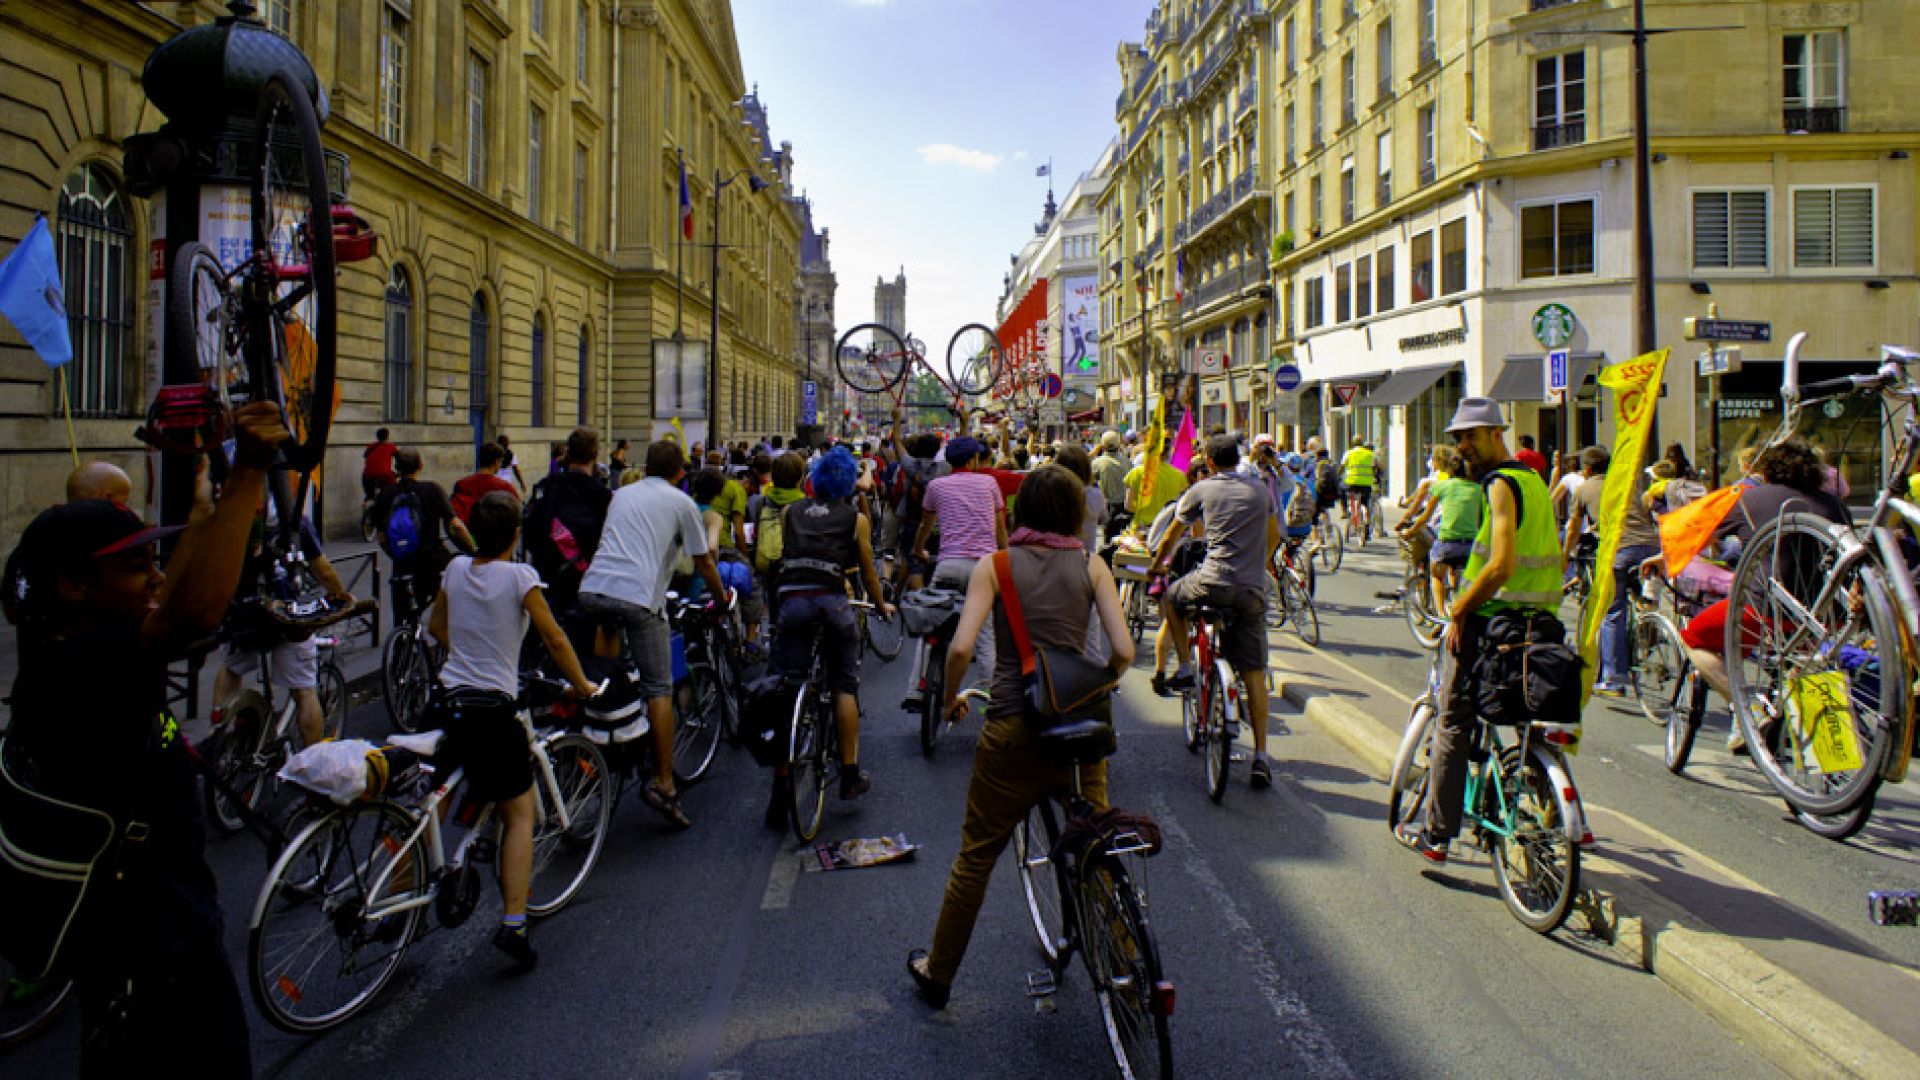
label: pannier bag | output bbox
[992,551,1119,765]
[1472,611,1585,727]
[577,658,650,745]
[0,738,121,980]
[898,587,963,638]
[740,674,799,768]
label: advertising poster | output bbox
[1060,274,1099,381]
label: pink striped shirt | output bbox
[923,471,1003,560]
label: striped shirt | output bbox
[922,470,1003,561]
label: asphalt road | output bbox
[12,594,1785,1079]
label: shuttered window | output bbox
[1692,190,1768,270]
[1793,186,1874,269]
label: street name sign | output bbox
[1683,318,1771,343]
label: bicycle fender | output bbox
[1531,745,1593,848]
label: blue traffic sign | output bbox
[1546,350,1569,396]
[1040,374,1064,399]
[1274,364,1303,392]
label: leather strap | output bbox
[991,550,1037,678]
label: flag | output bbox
[1138,398,1167,516]
[1166,408,1196,474]
[1035,164,1050,177]
[1578,348,1671,708]
[678,155,694,241]
[1659,485,1742,577]
[1174,253,1185,303]
[668,417,686,446]
[0,217,72,368]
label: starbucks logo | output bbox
[1532,303,1577,349]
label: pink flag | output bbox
[1166,408,1196,474]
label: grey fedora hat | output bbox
[1444,396,1507,433]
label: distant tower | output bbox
[874,269,907,337]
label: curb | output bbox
[1273,675,1920,1080]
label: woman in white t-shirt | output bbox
[429,491,598,971]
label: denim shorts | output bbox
[579,592,674,701]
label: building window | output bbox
[1335,263,1351,323]
[1411,229,1434,302]
[1783,32,1846,132]
[531,0,547,39]
[1283,17,1295,73]
[577,325,591,424]
[1440,218,1467,295]
[384,266,413,422]
[527,105,545,221]
[573,142,588,241]
[469,292,490,421]
[1792,186,1874,269]
[1693,190,1769,270]
[1376,19,1393,105]
[664,58,675,131]
[1376,244,1395,312]
[1309,173,1323,230]
[530,312,547,426]
[467,52,489,188]
[1417,103,1436,184]
[1302,276,1324,330]
[1533,52,1586,150]
[266,0,293,38]
[1284,102,1296,163]
[1310,80,1324,146]
[1282,191,1294,236]
[1355,254,1373,319]
[1521,198,1596,278]
[1340,51,1356,127]
[1311,0,1324,48]
[1339,157,1355,225]
[378,4,407,144]
[577,2,591,82]
[54,165,133,418]
[1419,0,1437,65]
[1376,130,1392,206]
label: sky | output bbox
[733,0,1154,357]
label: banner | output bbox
[1138,397,1168,514]
[1579,348,1670,707]
[1166,408,1196,475]
[1060,274,1099,379]
[0,217,72,368]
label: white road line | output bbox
[760,848,802,910]
[1149,794,1356,1080]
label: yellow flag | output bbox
[1579,348,1670,707]
[667,417,685,446]
[1138,397,1168,515]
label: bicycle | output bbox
[901,586,965,757]
[381,572,444,734]
[1397,535,1446,651]
[850,570,904,663]
[1012,765,1174,1079]
[1724,335,1919,827]
[666,590,739,785]
[247,674,612,1033]
[1342,491,1373,549]
[835,322,1004,421]
[1386,651,1592,933]
[0,960,71,1050]
[1272,538,1320,647]
[1176,601,1243,804]
[1312,507,1344,574]
[782,601,874,842]
[1564,532,1598,629]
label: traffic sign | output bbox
[1274,391,1300,426]
[1331,382,1361,408]
[1039,373,1063,399]
[1683,318,1771,343]
[802,380,818,425]
[1546,349,1570,395]
[1274,363,1303,392]
[1697,346,1744,377]
[1196,348,1225,374]
[1038,401,1065,425]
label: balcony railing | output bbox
[1178,151,1190,172]
[1235,84,1258,118]
[1311,125,1324,149]
[1201,131,1215,155]
[1377,173,1392,207]
[1532,119,1586,150]
[1183,167,1266,247]
[1377,76,1393,105]
[1341,104,1356,130]
[1217,121,1229,145]
[1418,39,1438,68]
[1784,105,1847,133]
[1418,160,1436,186]
[1181,262,1266,315]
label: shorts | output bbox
[774,592,860,695]
[579,591,675,701]
[434,689,532,805]
[1167,576,1269,673]
[1680,598,1769,653]
[223,637,318,690]
[1433,539,1474,569]
[1345,485,1374,503]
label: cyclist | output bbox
[1564,447,1661,698]
[690,467,762,649]
[1516,433,1550,479]
[361,427,397,504]
[579,439,733,829]
[1,402,287,1075]
[1149,435,1282,789]
[426,492,599,971]
[372,448,475,620]
[1341,439,1377,533]
[703,449,752,554]
[1397,447,1481,618]
[908,464,1134,1009]
[748,451,808,620]
[451,442,520,523]
[888,408,949,593]
[1091,430,1130,534]
[523,428,612,620]
[1122,442,1187,538]
[1396,398,1563,863]
[1240,434,1287,511]
[904,437,1006,710]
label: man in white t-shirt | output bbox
[579,440,731,828]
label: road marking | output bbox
[1149,794,1356,1080]
[760,848,801,910]
[677,833,782,1080]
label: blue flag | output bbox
[0,217,72,368]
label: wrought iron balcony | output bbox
[1532,119,1586,150]
[1377,173,1391,207]
[1418,39,1438,69]
[1418,160,1436,186]
[1377,76,1393,106]
[1178,151,1190,172]
[1235,84,1258,118]
[1201,131,1215,155]
[1784,106,1846,133]
[1180,263,1267,315]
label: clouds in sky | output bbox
[915,143,1003,172]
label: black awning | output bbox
[1491,353,1604,402]
[1362,364,1458,409]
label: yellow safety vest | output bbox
[1461,464,1562,614]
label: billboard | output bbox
[1060,274,1099,381]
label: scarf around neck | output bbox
[1010,527,1084,551]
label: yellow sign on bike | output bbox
[1788,670,1864,774]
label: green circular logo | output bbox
[1532,304,1577,349]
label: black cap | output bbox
[4,500,184,623]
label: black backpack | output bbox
[1472,611,1585,727]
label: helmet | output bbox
[1284,453,1308,473]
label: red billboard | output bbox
[995,276,1049,397]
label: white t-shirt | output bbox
[1555,472,1584,503]
[438,556,543,696]
[580,476,710,612]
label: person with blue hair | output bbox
[765,446,895,827]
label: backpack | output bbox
[894,458,934,521]
[383,486,423,560]
[753,499,785,573]
[1314,460,1342,504]
[1285,475,1317,529]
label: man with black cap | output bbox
[1395,397,1564,862]
[2,401,289,1076]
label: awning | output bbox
[1068,408,1103,422]
[1362,363,1459,409]
[1490,353,1602,403]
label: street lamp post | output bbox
[709,167,769,450]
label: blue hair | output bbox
[810,447,859,501]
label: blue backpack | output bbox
[384,487,423,560]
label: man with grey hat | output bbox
[1396,397,1565,863]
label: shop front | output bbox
[1489,352,1602,461]
[1699,359,1885,496]
[1363,363,1464,494]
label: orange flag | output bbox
[1659,485,1742,576]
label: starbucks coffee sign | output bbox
[1532,303,1577,349]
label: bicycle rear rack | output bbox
[1106,830,1154,858]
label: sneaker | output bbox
[491,924,537,972]
[1151,672,1172,698]
[1164,669,1196,692]
[907,949,950,1010]
[1727,729,1749,756]
[1250,758,1273,789]
[839,769,872,801]
[901,689,925,711]
[1393,823,1448,864]
[1594,682,1628,699]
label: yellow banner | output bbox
[1579,348,1670,707]
[1138,396,1168,515]
[1789,670,1865,774]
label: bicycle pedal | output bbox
[1025,970,1059,999]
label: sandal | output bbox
[907,948,950,1010]
[642,778,693,830]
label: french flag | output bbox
[679,155,694,241]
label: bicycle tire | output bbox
[248,73,337,473]
[0,963,72,1050]
[1386,698,1435,833]
[1317,520,1344,573]
[1664,671,1705,775]
[1180,679,1200,753]
[316,659,348,741]
[1793,791,1878,840]
[1204,666,1231,804]
[1013,804,1065,968]
[206,693,274,835]
[1490,745,1581,934]
[526,734,613,916]
[1125,582,1149,644]
[1633,612,1687,727]
[865,581,905,661]
[673,662,725,785]
[248,801,425,1033]
[834,323,910,395]
[1402,566,1443,651]
[1287,571,1321,646]
[789,689,828,842]
[382,629,429,734]
[1726,515,1901,817]
[165,239,244,418]
[1085,862,1174,1080]
[920,644,946,757]
[946,323,1003,396]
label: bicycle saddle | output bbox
[261,594,377,633]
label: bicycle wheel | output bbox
[1726,515,1901,817]
[1386,698,1436,833]
[249,73,337,473]
[1490,745,1581,934]
[1317,519,1344,573]
[1204,667,1231,804]
[382,630,430,734]
[248,801,426,1033]
[920,644,946,757]
[788,690,829,842]
[1633,612,1687,727]
[166,240,246,418]
[1286,572,1320,647]
[673,662,725,784]
[834,323,910,395]
[527,734,613,916]
[1084,862,1174,1080]
[865,582,905,661]
[1180,682,1200,753]
[1013,804,1065,968]
[1794,793,1878,841]
[316,659,348,741]
[1125,582,1149,644]
[1664,671,1706,775]
[205,695,274,835]
[0,961,71,1050]
[947,323,1003,396]
[1402,568,1442,651]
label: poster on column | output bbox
[1061,274,1099,378]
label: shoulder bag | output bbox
[992,550,1118,765]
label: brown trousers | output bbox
[925,714,1109,986]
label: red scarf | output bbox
[1009,527,1083,551]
